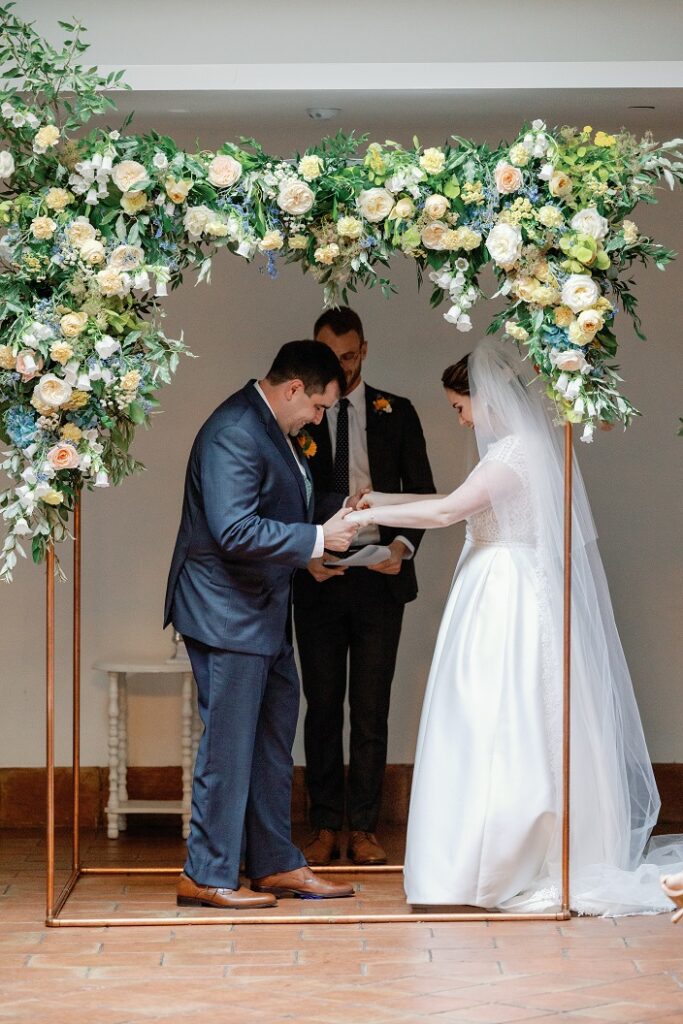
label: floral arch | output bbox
[0,6,681,581]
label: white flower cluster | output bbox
[429,260,476,332]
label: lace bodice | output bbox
[466,435,536,546]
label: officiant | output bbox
[293,307,435,866]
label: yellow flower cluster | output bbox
[497,198,535,226]
[60,423,83,443]
[461,181,485,205]
[63,390,90,411]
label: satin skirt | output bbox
[404,541,558,908]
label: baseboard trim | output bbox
[1,763,681,830]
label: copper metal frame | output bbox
[45,424,574,927]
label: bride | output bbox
[347,337,682,915]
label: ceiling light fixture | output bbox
[627,105,656,109]
[307,107,340,121]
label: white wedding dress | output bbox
[354,339,683,916]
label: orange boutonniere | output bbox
[373,395,392,414]
[297,429,317,458]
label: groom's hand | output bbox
[322,506,357,551]
[307,556,346,582]
[346,486,371,510]
[367,539,407,575]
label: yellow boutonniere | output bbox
[373,396,392,414]
[297,429,317,458]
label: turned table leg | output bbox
[117,673,128,831]
[106,671,120,839]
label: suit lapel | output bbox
[244,381,308,507]
[364,384,384,480]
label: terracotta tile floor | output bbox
[1,827,683,1023]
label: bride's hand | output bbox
[355,490,382,509]
[345,509,369,527]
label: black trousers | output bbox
[183,636,306,889]
[294,570,405,832]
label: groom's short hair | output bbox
[266,340,346,396]
[313,306,365,342]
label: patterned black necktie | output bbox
[333,397,350,495]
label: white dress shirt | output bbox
[325,381,414,556]
[253,382,324,559]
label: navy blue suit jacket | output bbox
[164,381,321,655]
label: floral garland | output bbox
[0,7,681,580]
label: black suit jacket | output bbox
[294,383,435,606]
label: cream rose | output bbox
[60,312,88,337]
[494,161,524,194]
[50,341,74,365]
[420,221,450,250]
[450,226,482,252]
[505,321,530,342]
[513,276,541,303]
[183,205,212,239]
[560,274,600,313]
[33,125,60,152]
[32,374,73,409]
[47,442,80,471]
[41,489,65,506]
[509,143,530,167]
[0,150,15,179]
[423,194,449,220]
[121,370,141,391]
[45,187,73,211]
[30,216,56,240]
[165,177,192,204]
[277,179,315,216]
[577,309,604,336]
[112,160,148,193]
[553,349,589,373]
[0,345,16,369]
[288,234,308,249]
[570,207,609,241]
[67,217,97,248]
[314,243,340,265]
[336,216,363,239]
[110,244,144,271]
[419,147,446,175]
[205,219,229,237]
[96,267,129,297]
[259,230,284,251]
[79,239,105,265]
[485,222,523,267]
[357,188,394,223]
[207,154,242,188]
[298,154,323,181]
[568,321,591,346]
[120,191,148,215]
[16,350,43,381]
[549,171,573,198]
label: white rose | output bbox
[79,239,106,265]
[560,274,600,313]
[298,154,323,181]
[357,188,394,223]
[33,374,73,409]
[277,179,315,216]
[109,244,145,271]
[549,171,573,198]
[207,154,242,188]
[183,205,212,238]
[423,194,449,220]
[419,147,446,175]
[485,223,523,267]
[153,152,169,171]
[111,160,148,193]
[67,217,97,248]
[30,216,57,240]
[552,349,589,373]
[95,335,120,360]
[393,198,415,219]
[0,150,15,179]
[577,309,604,337]
[96,266,130,297]
[570,208,609,241]
[420,221,449,250]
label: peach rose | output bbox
[420,221,450,250]
[112,160,148,193]
[47,442,80,470]
[207,155,242,188]
[16,350,44,381]
[494,162,523,194]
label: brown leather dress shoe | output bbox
[251,866,355,900]
[302,828,340,866]
[176,871,276,909]
[348,831,387,865]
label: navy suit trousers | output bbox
[183,636,306,888]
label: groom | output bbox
[164,341,357,908]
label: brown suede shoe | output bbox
[348,831,387,865]
[302,828,340,866]
[251,866,355,900]
[177,871,276,909]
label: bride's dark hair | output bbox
[441,354,470,396]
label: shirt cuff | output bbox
[311,525,325,559]
[395,535,415,559]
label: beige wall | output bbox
[1,112,681,770]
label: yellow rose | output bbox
[60,423,82,442]
[259,230,284,252]
[505,321,529,342]
[120,190,148,215]
[298,154,324,181]
[509,144,530,167]
[549,171,573,198]
[514,276,540,303]
[336,216,363,239]
[63,390,89,411]
[288,234,308,249]
[121,370,141,391]
[205,220,229,237]
[314,243,340,265]
[536,205,564,229]
[45,187,74,212]
[60,311,88,337]
[50,341,74,365]
[568,321,591,346]
[42,489,64,506]
[33,125,60,152]
[165,177,192,204]
[30,216,57,240]
[451,226,482,252]
[419,147,446,176]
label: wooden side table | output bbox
[93,660,201,839]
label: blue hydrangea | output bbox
[4,406,37,448]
